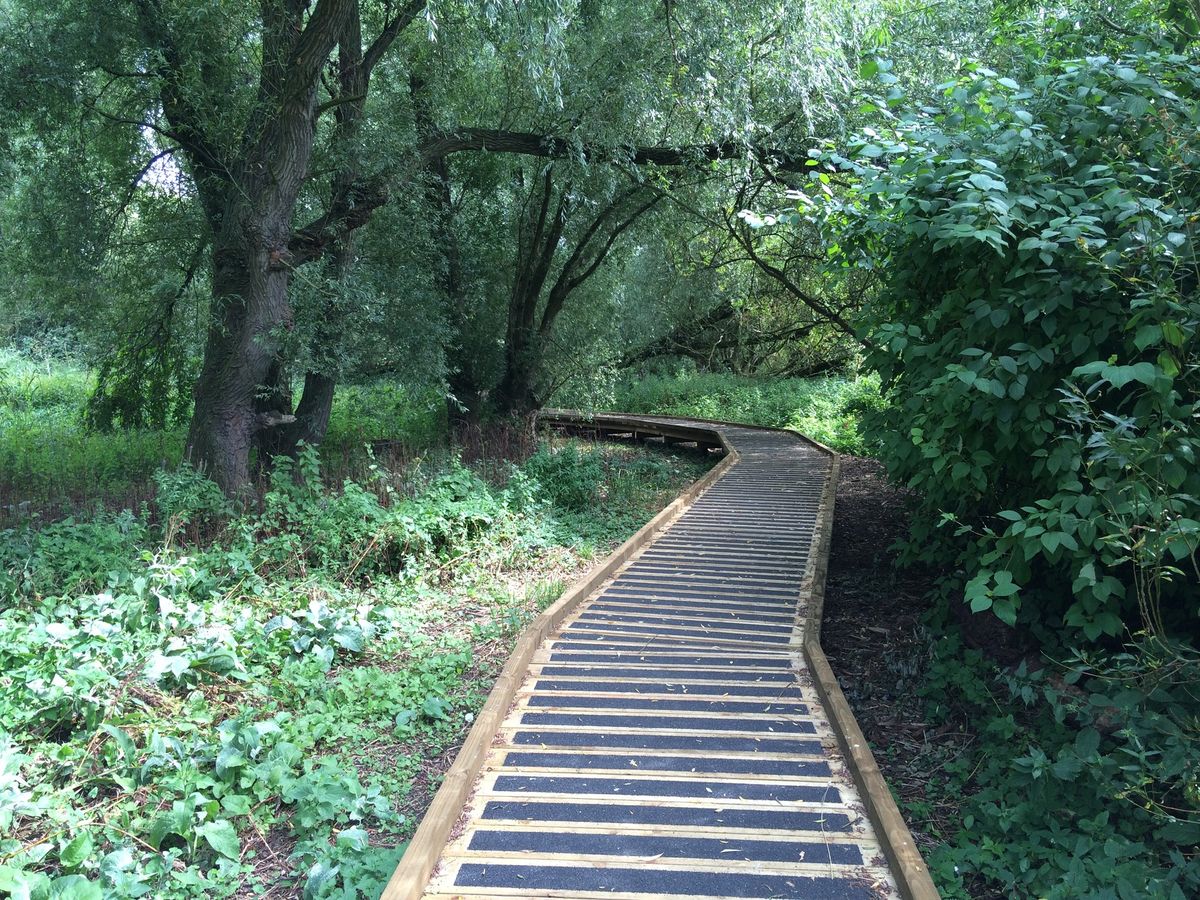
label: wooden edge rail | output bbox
[797,447,941,900]
[379,416,736,900]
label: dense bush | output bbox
[820,50,1200,641]
[0,354,451,515]
[522,444,605,510]
[812,40,1200,899]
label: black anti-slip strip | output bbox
[646,540,811,552]
[660,519,813,529]
[670,521,813,532]
[465,829,864,866]
[480,800,852,832]
[453,863,876,899]
[619,569,800,589]
[588,607,796,628]
[638,556,806,571]
[604,578,802,593]
[614,566,801,580]
[519,712,815,734]
[533,679,804,697]
[645,549,810,564]
[564,621,791,644]
[546,652,792,667]
[525,695,808,714]
[492,775,839,803]
[537,665,796,682]
[599,586,795,607]
[510,730,820,753]
[654,534,811,546]
[501,750,832,777]
[573,619,792,638]
[545,646,764,659]
[610,580,800,601]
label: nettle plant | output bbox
[813,49,1200,642]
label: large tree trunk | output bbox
[186,230,297,494]
[169,0,351,493]
[492,173,662,417]
[137,0,423,494]
[251,3,426,466]
[494,326,541,416]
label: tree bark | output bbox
[188,235,299,493]
[258,0,429,464]
[493,175,662,416]
[131,0,422,493]
[418,128,802,171]
[144,0,352,494]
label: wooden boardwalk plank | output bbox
[381,414,938,900]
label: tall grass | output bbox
[0,350,183,514]
[0,350,450,517]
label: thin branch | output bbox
[362,0,428,77]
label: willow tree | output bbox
[409,0,880,415]
[2,0,427,494]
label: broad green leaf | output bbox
[1075,727,1101,758]
[196,820,240,861]
[336,827,369,851]
[58,832,93,870]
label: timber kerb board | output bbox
[380,411,939,900]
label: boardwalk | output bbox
[383,414,937,900]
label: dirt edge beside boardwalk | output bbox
[821,456,951,868]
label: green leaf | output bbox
[58,832,93,870]
[992,597,1018,626]
[1074,727,1101,758]
[98,725,136,763]
[421,695,452,721]
[303,862,340,900]
[1158,350,1180,378]
[0,866,37,895]
[336,827,369,851]
[394,709,417,731]
[35,876,102,900]
[196,820,241,861]
[1133,324,1161,351]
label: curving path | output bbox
[382,414,938,900]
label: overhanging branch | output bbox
[419,127,806,171]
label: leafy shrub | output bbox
[0,511,147,599]
[522,444,605,510]
[809,37,1200,899]
[919,631,1200,899]
[153,463,230,530]
[815,51,1200,640]
[323,382,446,455]
[0,434,700,898]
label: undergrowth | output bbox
[0,435,709,899]
[903,613,1200,900]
